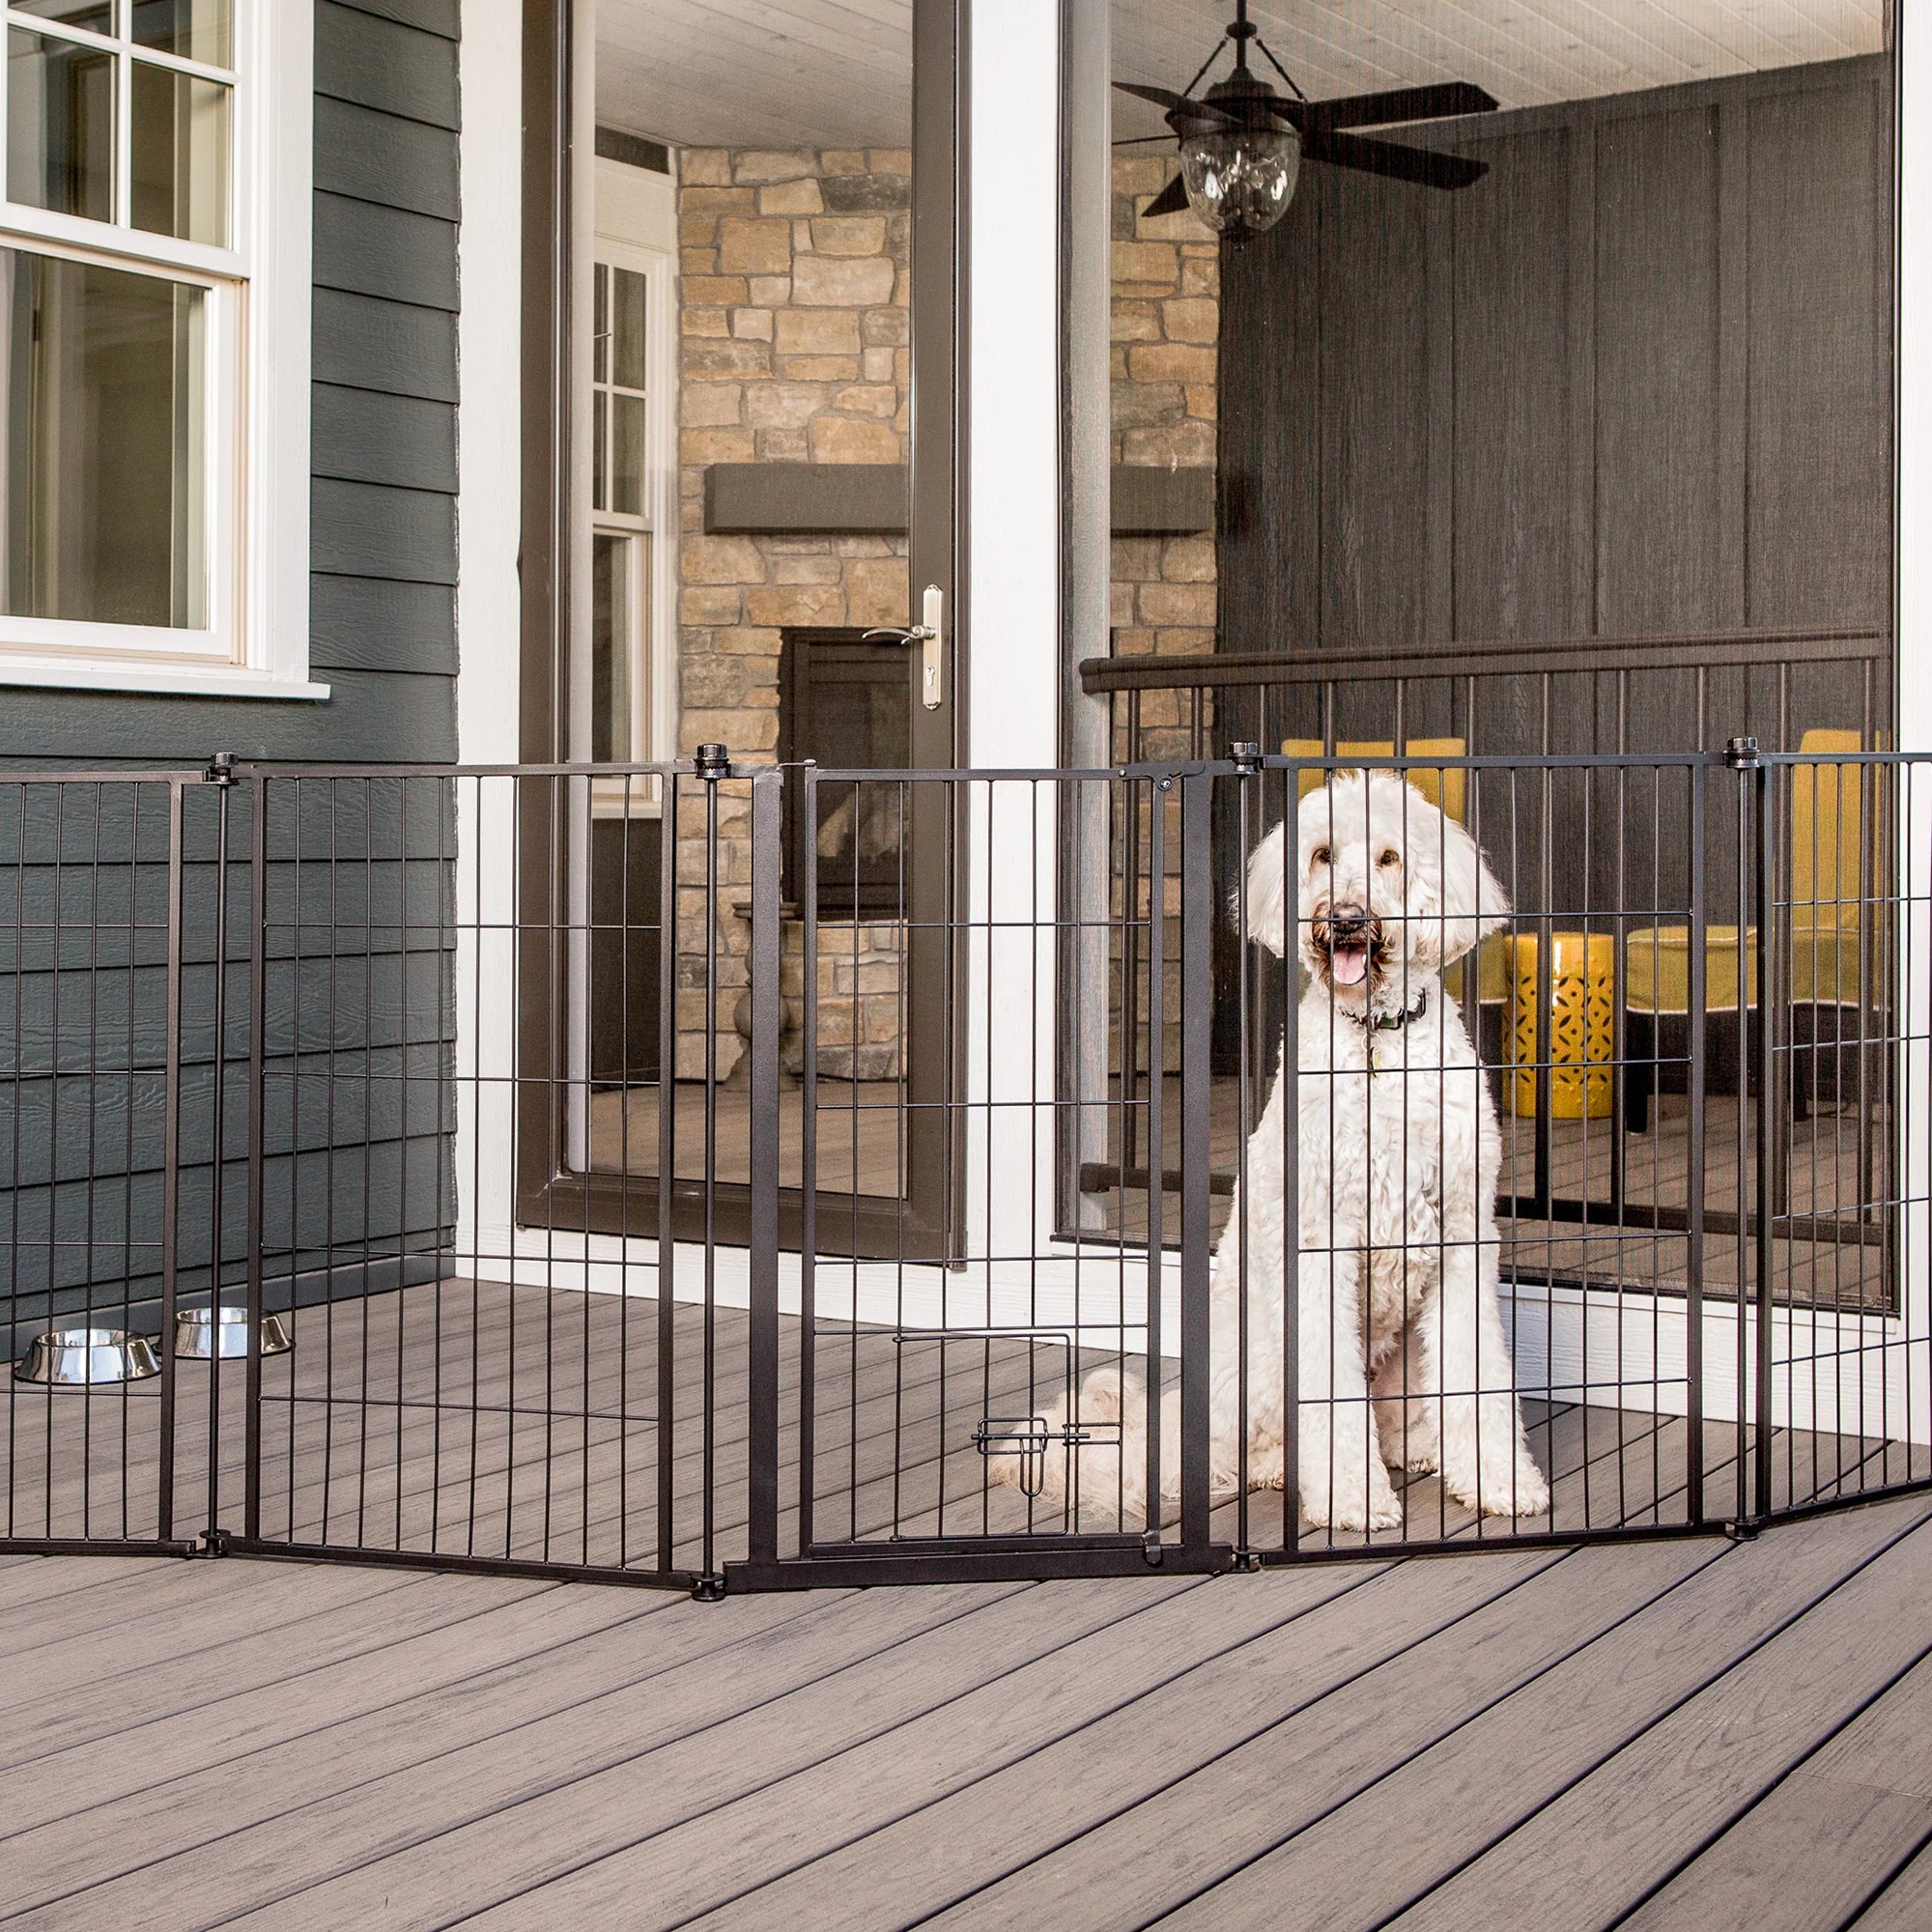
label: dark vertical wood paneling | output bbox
[1747,71,1892,631]
[1593,102,1724,641]
[1319,162,1435,660]
[1451,127,1576,646]
[1218,53,1892,739]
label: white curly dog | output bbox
[1010,768,1549,1532]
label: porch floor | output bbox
[6,1473,1932,1924]
[3,1279,1920,1569]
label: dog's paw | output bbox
[1308,1485,1404,1532]
[1403,1445,1441,1476]
[1447,1460,1550,1520]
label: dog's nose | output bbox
[1328,902,1370,943]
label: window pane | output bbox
[130,63,229,245]
[0,248,207,628]
[14,3,115,35]
[131,0,231,67]
[593,262,610,384]
[611,267,646,390]
[592,387,607,514]
[591,532,632,763]
[611,391,644,517]
[8,29,113,223]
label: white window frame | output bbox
[0,0,320,699]
[587,153,675,813]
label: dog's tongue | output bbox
[1331,946,1368,986]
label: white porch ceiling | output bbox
[595,0,1888,153]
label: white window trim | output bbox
[0,0,322,701]
[588,154,676,814]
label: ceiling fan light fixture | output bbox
[1179,121,1301,235]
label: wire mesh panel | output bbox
[1758,751,1932,1514]
[3,751,1927,1592]
[757,764,1211,1585]
[230,763,738,1593]
[0,773,198,1553]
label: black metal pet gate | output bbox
[2,746,1926,1594]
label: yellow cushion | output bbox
[1282,738,1466,829]
[1625,924,1758,1014]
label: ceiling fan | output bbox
[1116,0,1501,236]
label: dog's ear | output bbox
[1413,810,1511,967]
[1243,820,1291,955]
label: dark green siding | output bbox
[1,0,465,1345]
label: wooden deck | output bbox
[5,1279,1920,1571]
[3,1484,1932,1924]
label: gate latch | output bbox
[973,1412,1123,1499]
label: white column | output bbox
[965,0,1063,1285]
[452,0,525,1268]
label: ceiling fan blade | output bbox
[1113,80,1238,125]
[1302,128,1490,190]
[1141,172,1193,219]
[1301,82,1499,133]
[1112,133,1180,149]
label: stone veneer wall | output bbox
[673,148,913,1079]
[1110,155,1220,763]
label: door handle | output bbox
[862,583,944,711]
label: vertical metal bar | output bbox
[656,769,677,1574]
[1752,752,1776,1521]
[1144,777,1166,1531]
[1281,766,1300,1554]
[799,762,819,1555]
[243,777,268,1543]
[205,766,232,1544]
[1179,772,1213,1560]
[746,770,782,1572]
[156,780,185,1544]
[701,759,721,1585]
[1685,761,1708,1526]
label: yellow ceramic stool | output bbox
[1501,932,1616,1120]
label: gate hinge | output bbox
[691,1571,727,1603]
[1231,1547,1265,1574]
[1722,1517,1760,1543]
[1724,736,1761,771]
[1142,1530,1164,1568]
[203,750,236,787]
[198,1525,236,1556]
[1229,740,1262,776]
[694,743,730,781]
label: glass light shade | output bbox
[1179,122,1301,234]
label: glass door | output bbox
[523,0,964,1261]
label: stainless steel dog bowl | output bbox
[14,1327,162,1386]
[173,1306,294,1360]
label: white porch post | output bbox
[452,0,525,1273]
[964,0,1064,1284]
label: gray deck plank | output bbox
[1846,1835,1932,1931]
[196,1573,1270,1930]
[0,1589,825,1919]
[453,1557,1561,1929]
[18,1579,1047,1928]
[0,1578,638,1839]
[1149,1490,1932,1929]
[908,1538,1717,1932]
[1374,1511,1932,1931]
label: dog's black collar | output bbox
[1354,989,1428,1034]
